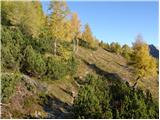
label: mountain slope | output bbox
[76,47,158,99]
[76,47,134,83]
[2,46,159,118]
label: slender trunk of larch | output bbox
[54,39,57,56]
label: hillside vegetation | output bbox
[1,1,159,119]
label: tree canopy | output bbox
[131,35,157,86]
[1,1,44,38]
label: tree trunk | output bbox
[54,39,57,56]
[76,38,79,53]
[133,76,140,88]
[73,39,76,53]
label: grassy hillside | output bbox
[1,1,158,119]
[76,46,158,99]
[2,46,158,118]
[76,47,133,82]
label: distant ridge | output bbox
[149,44,159,59]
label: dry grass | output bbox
[42,75,78,105]
[76,47,134,82]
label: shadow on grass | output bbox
[81,59,125,84]
[40,94,74,119]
